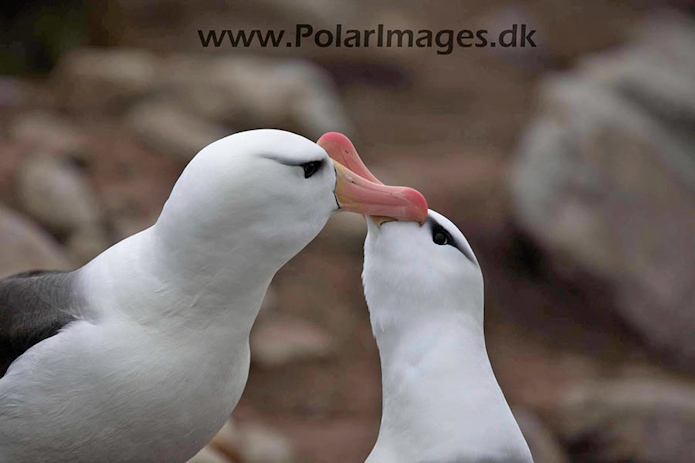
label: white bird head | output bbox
[154,129,427,274]
[363,210,483,331]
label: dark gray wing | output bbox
[0,270,80,377]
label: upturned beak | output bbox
[318,132,427,224]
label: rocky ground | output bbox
[1,1,695,462]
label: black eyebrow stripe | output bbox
[261,155,324,167]
[426,216,477,264]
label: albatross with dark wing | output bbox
[0,129,427,462]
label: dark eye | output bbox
[433,227,452,246]
[301,161,323,178]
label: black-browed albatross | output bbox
[320,133,532,462]
[362,211,533,462]
[0,129,427,462]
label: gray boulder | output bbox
[511,14,695,368]
[548,379,695,463]
[161,55,352,140]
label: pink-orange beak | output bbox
[317,132,427,224]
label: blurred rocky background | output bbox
[2,1,695,462]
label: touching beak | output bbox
[318,132,428,224]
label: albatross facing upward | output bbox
[362,211,533,463]
[0,129,427,463]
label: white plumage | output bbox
[362,210,533,463]
[0,129,426,462]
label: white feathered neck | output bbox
[362,215,533,463]
[367,308,532,462]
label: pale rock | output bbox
[514,408,569,463]
[16,154,108,250]
[277,60,353,139]
[251,317,335,368]
[186,446,232,463]
[236,423,297,463]
[580,13,695,129]
[207,419,296,463]
[548,379,695,462]
[51,47,159,113]
[162,56,351,139]
[0,204,72,278]
[511,30,695,368]
[209,419,240,460]
[126,100,229,162]
[10,112,86,154]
